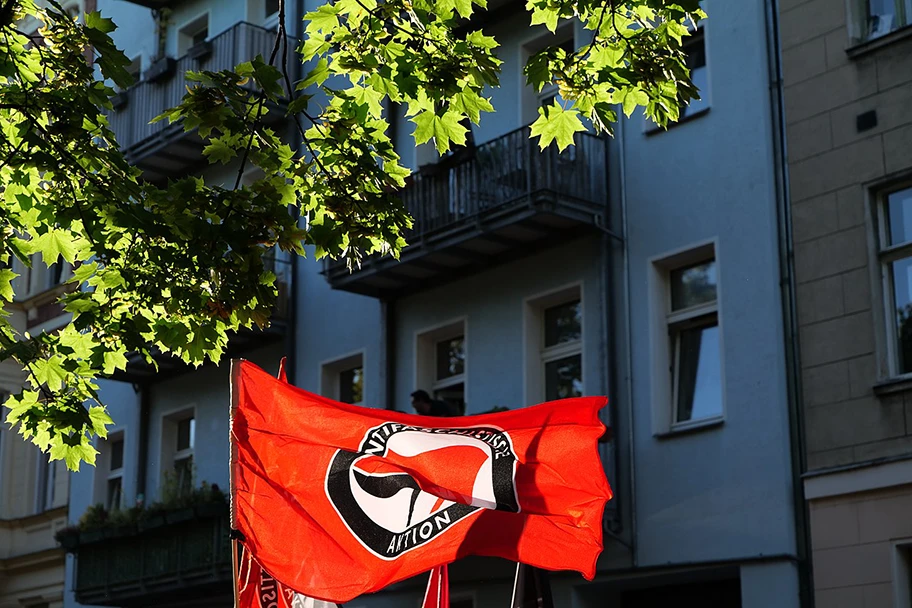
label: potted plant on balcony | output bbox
[54,525,80,551]
[187,39,213,62]
[144,57,176,84]
[194,482,229,518]
[103,506,140,539]
[76,504,108,544]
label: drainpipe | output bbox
[135,383,150,504]
[617,110,638,567]
[764,0,812,603]
[284,0,307,386]
[383,298,397,410]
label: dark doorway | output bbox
[621,577,741,608]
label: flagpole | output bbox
[230,359,242,608]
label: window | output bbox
[521,24,575,124]
[178,14,209,56]
[681,27,709,118]
[106,437,124,510]
[650,242,723,434]
[543,299,583,400]
[525,285,583,405]
[265,0,280,19]
[538,38,576,110]
[175,416,195,496]
[35,453,56,512]
[321,352,365,405]
[879,185,912,376]
[416,320,466,415]
[161,409,195,499]
[852,0,912,42]
[668,259,722,426]
[434,335,465,412]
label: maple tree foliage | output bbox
[0,0,704,469]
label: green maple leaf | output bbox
[529,6,559,32]
[413,110,468,154]
[32,357,68,391]
[451,89,494,123]
[34,229,80,265]
[88,406,113,439]
[102,349,128,375]
[0,269,18,302]
[530,105,586,151]
[305,5,341,35]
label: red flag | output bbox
[421,565,449,608]
[230,360,612,603]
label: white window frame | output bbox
[648,239,725,435]
[177,12,210,57]
[415,318,467,411]
[320,350,366,406]
[523,283,584,406]
[159,406,196,498]
[850,0,912,42]
[893,538,912,607]
[876,183,912,380]
[93,429,125,509]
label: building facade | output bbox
[59,0,807,606]
[781,0,912,604]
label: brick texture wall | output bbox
[781,0,912,470]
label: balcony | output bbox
[113,254,292,384]
[109,22,294,183]
[73,506,232,607]
[323,125,609,298]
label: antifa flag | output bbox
[230,360,612,604]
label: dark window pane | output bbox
[266,0,280,15]
[192,26,208,45]
[545,300,582,347]
[671,260,717,310]
[339,366,363,404]
[887,187,912,246]
[892,257,912,374]
[436,336,465,380]
[675,323,722,423]
[107,477,122,511]
[110,439,124,471]
[434,383,465,416]
[177,417,194,451]
[545,354,583,401]
[175,456,193,497]
[684,29,706,70]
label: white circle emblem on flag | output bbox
[325,422,519,559]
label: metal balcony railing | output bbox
[108,22,294,170]
[324,125,609,297]
[74,506,231,606]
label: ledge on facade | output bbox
[846,24,912,59]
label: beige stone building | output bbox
[781,0,912,603]
[0,362,70,608]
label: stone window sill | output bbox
[655,415,724,439]
[846,24,912,59]
[872,374,912,396]
[644,107,711,136]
